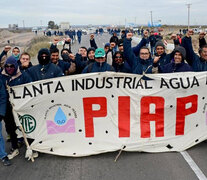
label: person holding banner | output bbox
[0,79,11,166]
[0,56,32,160]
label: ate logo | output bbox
[19,114,36,134]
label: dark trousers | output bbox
[4,103,18,149]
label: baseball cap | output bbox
[95,48,106,58]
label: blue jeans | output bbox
[0,121,7,159]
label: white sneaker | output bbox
[8,149,19,160]
[33,151,39,158]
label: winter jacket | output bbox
[124,38,153,75]
[0,78,7,116]
[77,30,82,37]
[159,61,192,73]
[27,63,64,82]
[55,60,70,74]
[153,52,171,67]
[74,54,90,74]
[132,37,148,57]
[149,35,156,47]
[110,36,119,45]
[90,39,98,49]
[199,38,206,49]
[1,67,32,87]
[17,60,33,73]
[82,61,114,73]
[112,61,132,73]
[181,36,207,71]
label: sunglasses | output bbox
[5,64,15,68]
[115,56,122,59]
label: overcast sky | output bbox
[0,0,206,28]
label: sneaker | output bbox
[33,151,39,158]
[8,149,19,160]
[2,156,11,166]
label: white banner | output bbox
[9,72,207,157]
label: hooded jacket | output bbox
[82,61,114,73]
[1,56,31,87]
[0,79,7,117]
[27,48,64,81]
[157,46,192,73]
[27,63,64,82]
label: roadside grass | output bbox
[26,36,51,57]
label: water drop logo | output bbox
[54,107,67,125]
[46,106,75,135]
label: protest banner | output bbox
[9,72,207,157]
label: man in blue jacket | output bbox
[153,41,171,67]
[0,79,11,166]
[27,48,64,82]
[124,32,153,75]
[77,30,82,44]
[82,48,114,73]
[50,48,71,75]
[181,30,207,71]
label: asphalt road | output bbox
[1,33,207,180]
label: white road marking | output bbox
[180,151,207,180]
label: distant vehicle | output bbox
[87,28,96,34]
[82,29,87,35]
[192,28,201,34]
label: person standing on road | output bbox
[1,56,32,160]
[0,78,11,166]
[148,31,156,56]
[77,30,82,44]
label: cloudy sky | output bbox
[0,0,206,28]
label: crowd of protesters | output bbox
[0,27,207,166]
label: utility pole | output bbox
[186,4,192,30]
[150,11,153,27]
[23,20,25,29]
